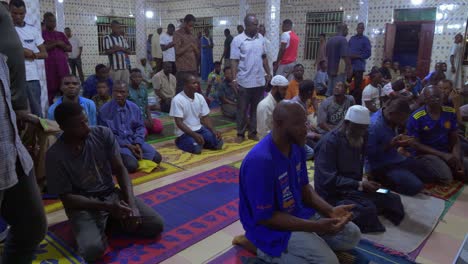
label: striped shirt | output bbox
[230,32,267,88]
[0,53,34,190]
[104,34,129,70]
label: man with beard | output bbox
[235,101,360,263]
[257,75,289,139]
[314,105,404,233]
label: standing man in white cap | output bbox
[314,105,405,233]
[257,75,288,139]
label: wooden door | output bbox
[416,22,435,78]
[383,23,396,61]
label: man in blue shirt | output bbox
[348,23,371,105]
[82,64,113,98]
[236,101,360,263]
[407,85,468,183]
[99,82,162,173]
[367,98,437,196]
[315,105,404,233]
[48,75,97,126]
[326,23,351,97]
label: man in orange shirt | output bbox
[286,64,318,114]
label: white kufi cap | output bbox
[270,75,289,86]
[344,105,370,125]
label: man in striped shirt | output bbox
[104,20,131,83]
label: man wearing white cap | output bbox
[314,105,405,233]
[257,75,288,139]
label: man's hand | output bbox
[56,40,67,49]
[193,133,205,146]
[127,144,142,160]
[329,204,355,219]
[443,153,459,169]
[108,200,133,219]
[362,181,381,193]
[315,216,350,235]
[391,134,415,148]
[121,203,141,232]
[24,48,35,60]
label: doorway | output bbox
[383,8,436,78]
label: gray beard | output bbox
[345,129,364,149]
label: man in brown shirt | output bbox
[173,14,199,93]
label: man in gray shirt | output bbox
[318,82,355,133]
[46,102,164,262]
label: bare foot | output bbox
[236,136,245,143]
[232,234,257,254]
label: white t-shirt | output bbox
[280,31,292,48]
[67,36,82,59]
[169,91,210,137]
[362,84,382,110]
[160,32,175,62]
[15,24,43,81]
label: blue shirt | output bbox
[82,75,113,98]
[314,129,362,202]
[239,134,315,257]
[366,110,406,171]
[407,106,458,153]
[98,100,146,147]
[48,96,97,126]
[348,34,371,71]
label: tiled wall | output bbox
[38,0,467,81]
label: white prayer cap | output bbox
[271,75,289,86]
[344,105,370,125]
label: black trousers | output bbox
[351,70,364,105]
[1,161,47,263]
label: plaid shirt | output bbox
[0,54,34,190]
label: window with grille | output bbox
[192,17,213,38]
[96,16,136,56]
[304,11,343,60]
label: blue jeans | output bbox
[326,74,345,97]
[257,214,361,264]
[26,80,42,117]
[175,126,223,154]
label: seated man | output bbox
[83,64,113,98]
[152,61,176,113]
[362,70,383,113]
[218,66,237,119]
[367,98,437,195]
[170,73,223,154]
[257,75,288,140]
[99,81,162,173]
[317,82,355,134]
[236,101,360,263]
[46,102,164,262]
[48,75,97,126]
[91,80,111,110]
[407,85,468,183]
[314,105,404,233]
[128,69,163,134]
[314,60,328,96]
[440,79,462,123]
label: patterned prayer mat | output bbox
[47,165,240,263]
[32,233,84,264]
[42,162,182,214]
[157,129,256,169]
[423,180,465,200]
[206,242,417,264]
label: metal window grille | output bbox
[304,11,343,60]
[96,16,136,55]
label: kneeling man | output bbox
[314,105,404,233]
[46,103,164,262]
[99,81,162,173]
[237,101,361,263]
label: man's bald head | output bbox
[244,14,258,37]
[272,101,308,146]
[423,85,442,108]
